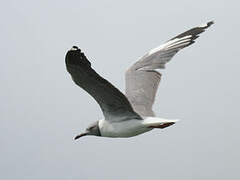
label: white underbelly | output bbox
[98,119,152,138]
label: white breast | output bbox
[98,119,151,138]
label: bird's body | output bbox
[65,21,214,139]
[99,118,149,138]
[99,117,178,137]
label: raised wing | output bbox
[66,46,142,121]
[125,21,214,117]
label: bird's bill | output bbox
[74,132,88,140]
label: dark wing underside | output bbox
[65,48,142,121]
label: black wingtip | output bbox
[74,135,80,140]
[69,46,81,51]
[206,21,214,28]
[65,47,91,68]
[72,46,79,49]
[208,21,214,25]
[198,20,214,29]
[170,21,214,41]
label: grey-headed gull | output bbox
[65,21,214,139]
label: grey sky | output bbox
[1,0,239,179]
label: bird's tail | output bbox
[143,117,179,129]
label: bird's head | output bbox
[74,121,101,140]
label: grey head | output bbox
[74,121,101,140]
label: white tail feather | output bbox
[142,117,179,128]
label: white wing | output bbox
[125,21,214,117]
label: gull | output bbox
[65,21,214,139]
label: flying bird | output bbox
[65,21,214,139]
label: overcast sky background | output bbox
[1,0,239,180]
